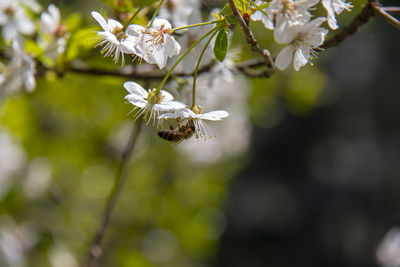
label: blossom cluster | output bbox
[0,1,67,95]
[252,0,352,70]
[0,0,354,144]
[88,0,353,143]
[90,4,231,141]
[91,12,181,68]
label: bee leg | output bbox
[176,117,182,129]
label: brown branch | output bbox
[85,120,142,267]
[372,3,400,30]
[226,0,275,75]
[382,7,400,15]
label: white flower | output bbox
[91,11,138,65]
[251,0,319,32]
[159,0,202,28]
[124,81,185,126]
[0,37,36,95]
[159,107,229,140]
[0,0,35,42]
[275,17,328,71]
[129,18,181,69]
[40,4,61,35]
[322,0,352,30]
[39,4,67,59]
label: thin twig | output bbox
[226,0,275,74]
[372,3,400,30]
[85,120,142,267]
[67,59,260,79]
[382,7,400,15]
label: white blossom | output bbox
[159,107,229,140]
[129,18,181,69]
[322,0,352,30]
[251,0,319,33]
[91,11,138,65]
[0,37,36,95]
[0,0,35,42]
[39,4,67,60]
[275,17,328,71]
[124,81,185,126]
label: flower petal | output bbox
[293,47,308,71]
[154,45,167,69]
[175,108,196,119]
[152,18,172,30]
[275,45,294,71]
[164,35,181,57]
[126,97,147,108]
[160,90,174,101]
[97,31,118,44]
[124,81,148,97]
[126,24,144,36]
[199,110,229,121]
[107,18,123,31]
[121,36,138,54]
[48,4,60,24]
[158,112,177,119]
[40,13,55,34]
[91,11,110,32]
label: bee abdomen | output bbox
[158,130,183,142]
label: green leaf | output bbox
[214,29,228,62]
[220,4,233,16]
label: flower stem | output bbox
[84,120,142,267]
[148,0,165,27]
[172,20,220,33]
[155,26,219,92]
[191,28,220,109]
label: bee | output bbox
[158,119,196,143]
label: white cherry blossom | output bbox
[322,0,352,30]
[159,107,229,140]
[0,37,36,95]
[129,18,181,69]
[124,81,185,126]
[39,4,67,59]
[91,11,138,65]
[0,0,35,42]
[251,0,319,32]
[40,4,61,35]
[275,17,328,71]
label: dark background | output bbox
[215,7,400,267]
